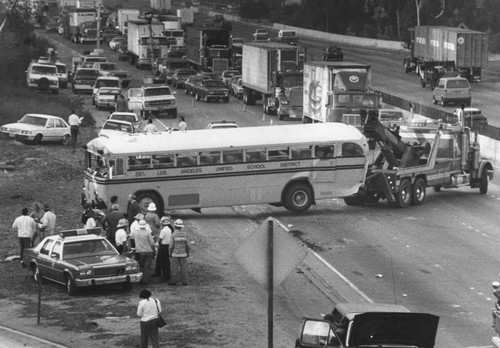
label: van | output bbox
[277,30,298,45]
[26,62,59,94]
[432,77,471,107]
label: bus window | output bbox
[128,156,151,170]
[152,154,174,168]
[246,149,266,162]
[341,142,363,157]
[109,158,125,176]
[291,147,312,159]
[199,151,221,165]
[223,150,244,164]
[315,145,335,159]
[176,154,196,167]
[268,148,290,161]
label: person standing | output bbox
[12,208,36,260]
[130,220,155,284]
[129,213,144,262]
[144,118,158,133]
[144,203,161,240]
[154,216,173,281]
[102,203,122,247]
[137,289,160,348]
[115,219,129,254]
[178,116,187,131]
[38,202,57,238]
[29,202,45,246]
[115,94,128,112]
[127,193,141,226]
[168,219,189,286]
[68,110,83,149]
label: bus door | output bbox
[313,144,336,184]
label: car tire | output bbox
[61,134,70,146]
[32,134,43,145]
[283,182,313,213]
[65,275,78,295]
[37,78,50,91]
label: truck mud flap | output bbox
[365,172,395,202]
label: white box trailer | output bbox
[177,8,194,26]
[117,9,140,35]
[127,20,168,69]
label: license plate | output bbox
[453,91,462,94]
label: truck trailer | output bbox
[302,61,379,127]
[63,8,96,42]
[185,26,231,71]
[117,9,140,35]
[177,8,194,27]
[162,16,184,46]
[127,19,169,69]
[241,42,305,120]
[404,26,488,83]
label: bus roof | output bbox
[85,123,366,156]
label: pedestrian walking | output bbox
[144,203,161,239]
[38,202,57,239]
[29,202,45,246]
[137,289,160,348]
[154,215,173,281]
[144,118,158,133]
[115,219,129,254]
[168,219,189,286]
[115,94,128,112]
[68,110,84,149]
[102,203,122,247]
[130,220,155,284]
[127,193,141,226]
[12,208,36,260]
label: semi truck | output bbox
[302,61,380,126]
[127,19,169,69]
[343,112,494,208]
[185,26,231,71]
[117,9,140,35]
[404,26,488,83]
[63,8,96,42]
[241,42,305,120]
[162,16,184,46]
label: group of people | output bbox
[143,116,188,134]
[12,202,57,260]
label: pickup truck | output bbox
[252,29,269,42]
[192,79,230,103]
[277,29,298,45]
[127,85,177,119]
[295,303,439,348]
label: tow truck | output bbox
[344,111,494,207]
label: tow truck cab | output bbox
[296,303,439,348]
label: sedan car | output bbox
[0,113,71,145]
[108,112,141,132]
[184,75,210,96]
[172,68,198,88]
[94,87,122,110]
[22,228,142,295]
[193,79,230,103]
[221,69,241,87]
[230,76,243,99]
[108,36,126,51]
[99,119,136,137]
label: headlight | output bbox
[126,265,139,272]
[79,269,92,278]
[20,130,31,135]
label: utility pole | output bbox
[96,0,101,50]
[145,12,154,72]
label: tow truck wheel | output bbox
[480,169,489,194]
[411,178,426,205]
[394,178,412,208]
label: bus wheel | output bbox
[411,177,426,205]
[480,169,489,194]
[393,178,412,208]
[283,183,313,213]
[136,192,162,214]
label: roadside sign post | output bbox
[235,217,307,348]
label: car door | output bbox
[37,239,57,281]
[44,118,57,141]
[50,241,65,283]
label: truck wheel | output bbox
[411,177,426,205]
[283,182,313,213]
[480,169,489,194]
[393,178,412,208]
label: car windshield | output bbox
[56,65,66,73]
[100,63,118,71]
[111,114,137,123]
[282,31,296,37]
[447,79,469,88]
[100,88,121,95]
[31,65,57,75]
[102,121,133,133]
[96,80,119,88]
[144,88,171,96]
[63,239,117,259]
[76,70,99,78]
[19,115,47,126]
[204,80,226,88]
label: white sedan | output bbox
[99,119,136,137]
[0,114,71,145]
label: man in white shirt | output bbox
[38,202,56,239]
[12,208,36,260]
[143,119,158,133]
[115,218,129,254]
[68,110,83,149]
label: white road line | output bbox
[274,219,374,304]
